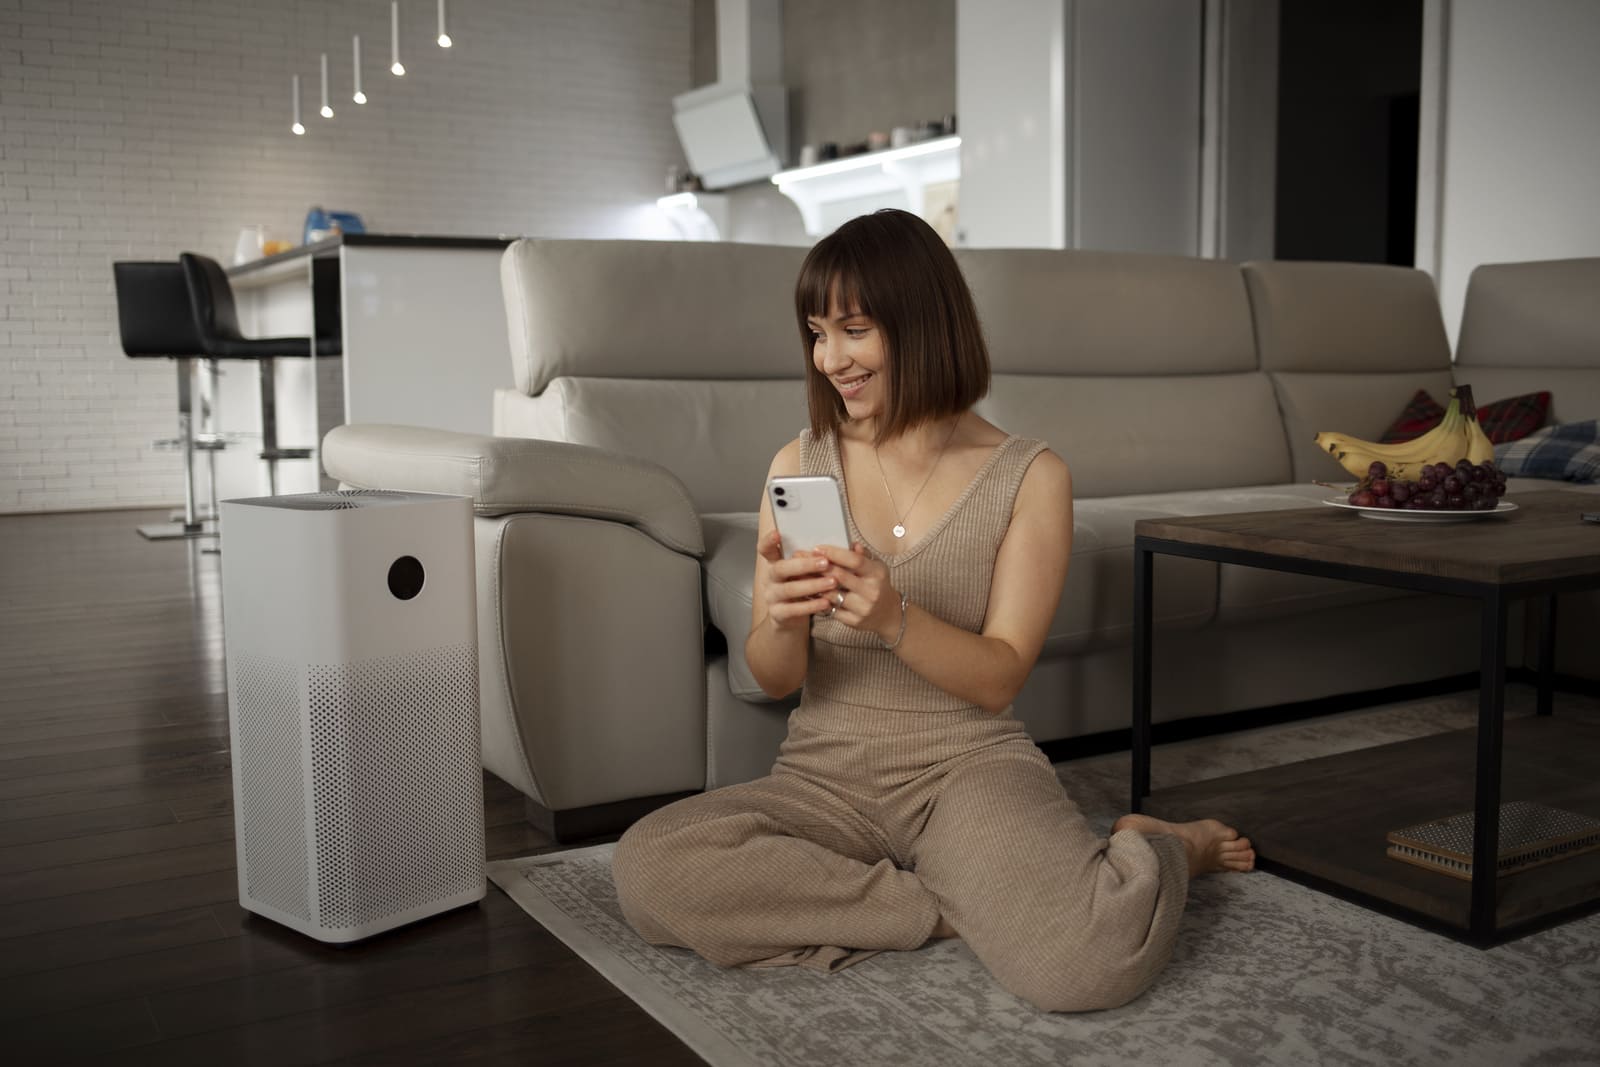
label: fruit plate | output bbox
[1321,497,1519,523]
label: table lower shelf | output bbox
[1143,714,1600,939]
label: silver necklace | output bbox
[873,417,961,539]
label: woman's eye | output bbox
[845,328,868,339]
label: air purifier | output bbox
[219,489,485,942]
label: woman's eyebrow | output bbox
[807,311,866,327]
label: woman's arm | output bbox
[744,440,843,699]
[818,450,1073,715]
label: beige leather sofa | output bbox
[322,243,1600,839]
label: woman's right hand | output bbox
[755,529,840,629]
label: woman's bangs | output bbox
[796,245,869,323]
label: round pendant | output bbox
[892,523,906,539]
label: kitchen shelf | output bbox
[771,135,960,236]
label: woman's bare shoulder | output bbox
[767,436,805,478]
[1016,446,1072,511]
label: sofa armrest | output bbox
[322,423,704,557]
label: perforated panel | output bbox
[232,653,313,921]
[266,490,416,511]
[307,643,482,930]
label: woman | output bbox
[612,209,1253,1012]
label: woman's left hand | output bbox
[815,542,902,643]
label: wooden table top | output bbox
[1134,489,1600,586]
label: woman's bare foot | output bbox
[1112,813,1256,877]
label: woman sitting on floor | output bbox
[612,208,1254,1013]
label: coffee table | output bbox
[1130,489,1600,944]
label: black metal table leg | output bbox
[1470,588,1508,940]
[1132,541,1153,813]
[1537,595,1557,716]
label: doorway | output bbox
[1274,0,1423,266]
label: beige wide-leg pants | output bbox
[612,701,1189,1013]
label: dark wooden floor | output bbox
[0,509,703,1066]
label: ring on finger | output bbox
[833,590,846,607]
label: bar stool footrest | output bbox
[138,521,215,541]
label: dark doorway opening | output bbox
[1275,0,1423,266]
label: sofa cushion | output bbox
[1495,421,1600,484]
[700,513,771,702]
[1047,495,1220,657]
[704,656,794,789]
[1455,258,1600,370]
[500,238,807,395]
[1270,370,1459,483]
[956,248,1258,374]
[1380,388,1551,444]
[495,379,807,514]
[978,373,1291,498]
[1243,261,1452,373]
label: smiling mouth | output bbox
[834,372,873,395]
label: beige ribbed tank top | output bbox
[798,427,1050,715]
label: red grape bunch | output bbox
[1348,459,1507,511]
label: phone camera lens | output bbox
[776,498,788,507]
[773,486,786,496]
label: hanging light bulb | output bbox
[291,74,305,135]
[390,1,405,75]
[319,53,334,118]
[352,35,367,103]
[437,0,452,47]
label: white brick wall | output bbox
[0,0,691,513]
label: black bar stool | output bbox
[180,252,341,496]
[113,261,215,540]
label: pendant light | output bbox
[352,35,367,103]
[437,0,452,47]
[291,74,305,135]
[319,53,334,118]
[390,1,405,76]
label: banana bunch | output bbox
[1315,386,1496,481]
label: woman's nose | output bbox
[816,343,851,374]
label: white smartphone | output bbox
[768,475,851,559]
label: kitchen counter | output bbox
[215,234,520,497]
[228,233,517,282]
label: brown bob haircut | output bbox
[795,209,990,444]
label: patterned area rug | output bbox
[489,688,1600,1066]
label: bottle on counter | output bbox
[233,224,265,265]
[303,205,334,245]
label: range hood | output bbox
[671,0,787,190]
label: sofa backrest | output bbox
[1455,258,1600,424]
[497,239,1464,510]
[958,248,1289,497]
[501,238,809,393]
[1244,260,1455,483]
[500,239,811,512]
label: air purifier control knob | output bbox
[388,555,425,600]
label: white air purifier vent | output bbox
[233,652,313,921]
[221,489,485,943]
[263,489,416,511]
[307,644,482,931]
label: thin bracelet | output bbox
[882,592,909,650]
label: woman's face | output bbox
[809,297,886,420]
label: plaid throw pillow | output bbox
[1494,420,1600,484]
[1379,389,1551,444]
